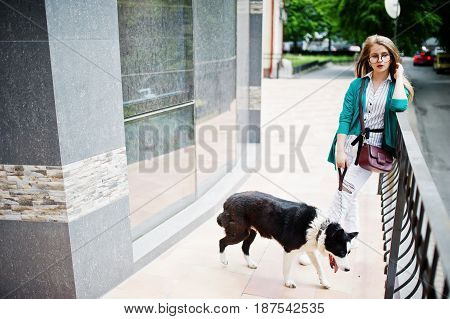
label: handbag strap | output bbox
[352,77,369,165]
[357,77,367,136]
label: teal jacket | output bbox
[327,77,410,170]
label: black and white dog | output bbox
[217,191,358,289]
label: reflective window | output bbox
[118,0,196,236]
[193,0,237,196]
[118,0,194,118]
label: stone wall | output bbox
[0,148,128,223]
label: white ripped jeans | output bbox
[326,134,374,233]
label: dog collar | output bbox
[316,219,331,242]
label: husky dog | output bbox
[217,191,357,288]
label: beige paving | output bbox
[104,64,386,299]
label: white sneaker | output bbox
[298,253,311,266]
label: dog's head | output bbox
[323,223,358,272]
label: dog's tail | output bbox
[216,211,229,228]
[217,212,224,227]
[218,195,236,228]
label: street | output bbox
[403,57,450,212]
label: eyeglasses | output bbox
[369,53,391,64]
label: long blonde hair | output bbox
[355,34,414,103]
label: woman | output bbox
[299,34,414,266]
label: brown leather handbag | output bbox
[350,77,394,173]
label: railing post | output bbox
[385,140,407,298]
[378,173,383,195]
[382,114,450,298]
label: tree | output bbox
[335,0,443,55]
[394,0,443,54]
[284,0,329,47]
[314,0,345,41]
[283,0,449,55]
[433,0,450,50]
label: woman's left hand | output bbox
[393,63,404,80]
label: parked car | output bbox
[432,46,445,57]
[433,52,450,74]
[348,45,361,52]
[413,50,433,66]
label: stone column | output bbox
[248,0,263,143]
[0,0,132,298]
[236,0,250,154]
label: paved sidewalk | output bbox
[104,64,386,299]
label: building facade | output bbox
[262,0,285,78]
[0,0,262,298]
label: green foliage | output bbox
[284,54,355,67]
[284,0,329,42]
[335,0,391,44]
[390,0,442,55]
[283,0,449,55]
[433,0,450,51]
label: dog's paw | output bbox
[244,254,258,269]
[244,256,258,269]
[320,279,331,289]
[220,253,228,266]
[247,262,258,269]
[284,280,297,289]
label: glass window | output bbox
[125,105,196,236]
[118,0,194,118]
[118,0,196,236]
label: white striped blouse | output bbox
[362,71,392,147]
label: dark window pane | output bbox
[118,0,194,118]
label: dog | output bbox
[217,191,358,289]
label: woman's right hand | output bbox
[336,149,348,169]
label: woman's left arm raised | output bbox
[390,63,409,111]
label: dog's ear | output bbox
[347,232,359,240]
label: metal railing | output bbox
[380,112,449,298]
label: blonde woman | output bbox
[299,34,414,266]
